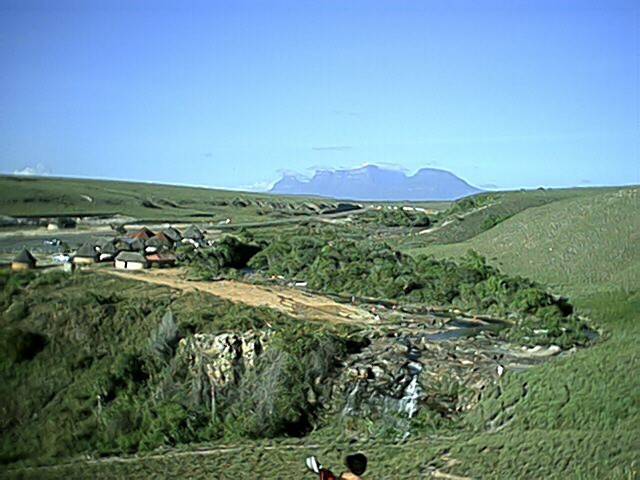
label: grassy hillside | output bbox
[5,284,638,479]
[404,187,617,246]
[0,271,357,465]
[0,175,335,223]
[53,295,635,479]
[397,186,640,477]
[406,187,640,296]
[450,289,639,478]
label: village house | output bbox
[12,248,36,271]
[145,232,173,253]
[73,243,99,264]
[183,224,204,241]
[146,252,177,268]
[128,227,154,241]
[98,241,118,262]
[182,225,205,247]
[116,237,144,252]
[115,251,148,270]
[160,226,182,243]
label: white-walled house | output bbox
[115,251,148,270]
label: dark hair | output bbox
[345,453,367,475]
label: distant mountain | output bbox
[269,165,481,201]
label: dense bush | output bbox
[361,208,431,227]
[249,235,325,278]
[93,315,348,453]
[0,270,34,312]
[179,235,262,279]
[225,348,307,437]
[446,193,498,216]
[249,230,588,346]
[4,300,29,322]
[2,272,348,462]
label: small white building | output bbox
[115,251,148,270]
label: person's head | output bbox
[345,453,367,475]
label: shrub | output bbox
[226,348,308,438]
[361,209,431,227]
[4,300,29,322]
[250,232,589,346]
[149,311,180,366]
[182,235,262,279]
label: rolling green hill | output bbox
[0,175,335,223]
[405,187,640,296]
[398,186,640,478]
[403,187,620,246]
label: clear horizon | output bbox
[1,0,639,191]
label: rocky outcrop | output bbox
[175,330,272,410]
[329,333,503,436]
[173,326,560,438]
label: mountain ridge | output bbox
[269,165,482,201]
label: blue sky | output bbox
[1,0,638,190]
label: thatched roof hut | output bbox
[161,226,182,243]
[146,232,173,248]
[12,248,36,271]
[98,240,118,261]
[183,225,204,240]
[128,227,154,241]
[147,252,177,267]
[100,241,118,255]
[73,243,98,264]
[116,237,145,252]
[115,251,148,270]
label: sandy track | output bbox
[105,269,376,325]
[419,204,493,235]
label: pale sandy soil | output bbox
[104,268,376,325]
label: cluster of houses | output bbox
[11,224,206,272]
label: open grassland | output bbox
[406,187,640,296]
[0,175,323,223]
[396,185,640,477]
[0,175,448,224]
[403,186,619,246]
[449,289,639,478]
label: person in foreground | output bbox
[305,453,368,480]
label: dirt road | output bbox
[419,204,493,235]
[105,269,376,325]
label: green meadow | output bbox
[0,175,340,224]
